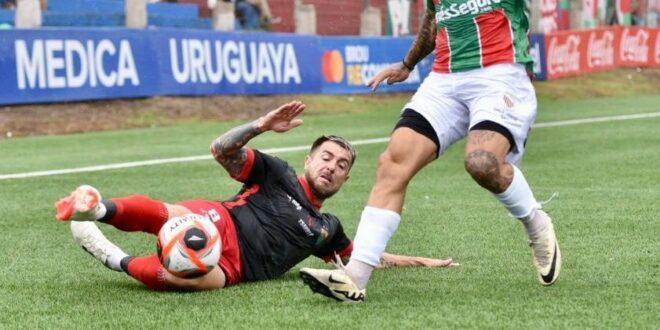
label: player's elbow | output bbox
[210,139,225,160]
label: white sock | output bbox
[92,202,107,221]
[345,206,401,289]
[106,250,128,272]
[494,165,547,235]
[523,209,550,236]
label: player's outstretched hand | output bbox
[378,252,460,268]
[259,100,306,133]
[410,256,460,268]
[367,62,411,91]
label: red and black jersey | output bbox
[221,148,352,282]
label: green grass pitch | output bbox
[1,73,659,329]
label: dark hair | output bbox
[310,135,357,169]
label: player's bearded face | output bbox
[304,142,352,200]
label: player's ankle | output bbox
[106,250,129,272]
[345,259,373,289]
[96,200,116,223]
[520,209,549,236]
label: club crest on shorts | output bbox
[503,94,514,108]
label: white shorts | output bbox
[404,63,537,165]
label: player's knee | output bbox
[375,151,413,188]
[464,150,500,190]
[164,268,225,291]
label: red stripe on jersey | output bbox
[232,148,256,182]
[297,176,322,210]
[475,9,516,67]
[433,27,451,73]
[222,184,261,209]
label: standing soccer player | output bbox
[300,0,561,302]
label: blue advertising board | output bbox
[0,29,159,104]
[530,33,548,81]
[318,36,433,94]
[0,28,439,105]
[0,28,322,105]
[153,29,321,96]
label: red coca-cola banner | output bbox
[547,30,583,79]
[654,29,660,67]
[545,27,660,80]
[587,28,618,72]
[618,27,652,67]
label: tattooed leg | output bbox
[463,130,513,193]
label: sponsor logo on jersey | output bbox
[298,219,315,237]
[206,209,221,223]
[435,0,502,22]
[287,194,303,211]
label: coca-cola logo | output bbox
[548,35,581,75]
[655,32,660,64]
[587,31,614,68]
[620,29,649,63]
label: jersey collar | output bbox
[298,176,323,210]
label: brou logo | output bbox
[435,0,501,22]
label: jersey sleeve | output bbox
[232,149,290,185]
[313,215,353,263]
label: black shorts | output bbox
[395,108,517,155]
[394,108,440,158]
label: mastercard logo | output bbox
[321,50,344,83]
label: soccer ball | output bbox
[157,214,221,279]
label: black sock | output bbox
[98,200,117,223]
[120,256,135,273]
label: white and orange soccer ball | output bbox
[157,214,221,279]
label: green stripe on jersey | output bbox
[446,18,482,71]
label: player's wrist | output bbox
[254,117,269,133]
[401,59,414,71]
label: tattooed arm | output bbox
[210,100,306,177]
[367,9,437,91]
[403,9,437,69]
[376,252,459,269]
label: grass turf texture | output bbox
[1,70,659,329]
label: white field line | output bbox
[2,112,659,180]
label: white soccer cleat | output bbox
[299,267,366,303]
[70,221,126,272]
[528,210,561,286]
[55,185,103,221]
